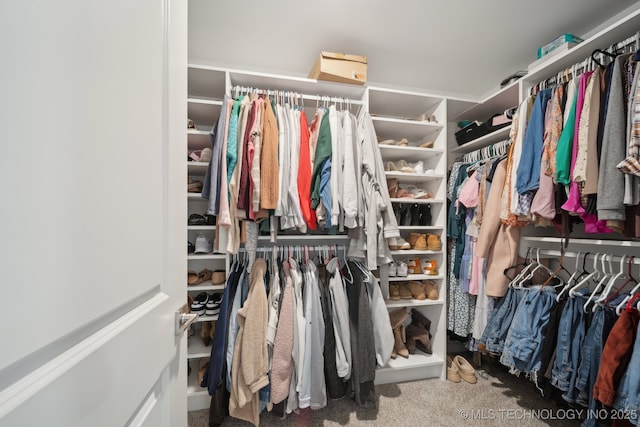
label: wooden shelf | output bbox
[368,86,443,119]
[397,226,442,231]
[187,338,213,359]
[387,274,445,282]
[187,281,225,292]
[187,162,209,173]
[450,126,511,155]
[188,65,226,100]
[188,97,222,129]
[389,249,442,255]
[451,80,519,122]
[187,368,209,397]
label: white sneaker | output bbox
[388,262,397,277]
[389,237,411,250]
[396,261,408,277]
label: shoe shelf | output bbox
[396,226,442,231]
[388,274,444,282]
[187,338,212,359]
[390,249,442,255]
[384,172,444,184]
[187,368,209,397]
[449,125,511,155]
[187,254,226,260]
[188,97,223,129]
[187,129,210,136]
[187,282,225,292]
[390,197,444,204]
[385,298,444,309]
[187,162,209,173]
[196,314,219,322]
[371,116,442,143]
[375,351,444,385]
[187,225,216,231]
[187,192,207,200]
[378,145,443,160]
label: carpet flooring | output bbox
[188,355,585,427]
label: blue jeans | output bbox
[480,287,524,354]
[551,290,588,402]
[577,304,620,427]
[613,319,640,426]
[500,286,557,374]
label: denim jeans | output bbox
[577,304,620,427]
[551,290,588,402]
[480,287,524,354]
[613,318,640,426]
[500,286,557,374]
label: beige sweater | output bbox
[229,259,269,426]
[260,99,279,209]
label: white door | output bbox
[0,1,189,426]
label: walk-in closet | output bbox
[4,1,640,426]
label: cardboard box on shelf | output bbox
[308,51,367,85]
[537,33,583,59]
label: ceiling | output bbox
[189,0,640,100]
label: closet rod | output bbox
[532,31,640,92]
[522,248,640,267]
[231,85,364,105]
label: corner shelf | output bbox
[187,338,213,359]
[384,172,444,184]
[450,125,511,155]
[388,274,444,282]
[378,145,444,161]
[385,298,444,308]
[375,351,443,385]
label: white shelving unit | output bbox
[369,86,448,382]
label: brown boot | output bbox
[423,280,439,300]
[389,308,410,359]
[406,322,432,354]
[426,233,442,251]
[411,308,432,331]
[406,281,426,300]
[209,320,216,343]
[200,321,212,346]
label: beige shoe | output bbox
[406,281,426,300]
[453,355,477,384]
[447,355,461,383]
[412,234,428,250]
[389,237,411,250]
[389,308,410,359]
[407,232,422,248]
[389,283,401,301]
[398,283,413,299]
[423,280,439,300]
[426,233,442,251]
[422,259,439,275]
[407,258,422,274]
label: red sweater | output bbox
[298,112,317,229]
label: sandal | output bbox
[188,270,199,286]
[419,140,435,149]
[406,185,433,199]
[194,269,213,285]
[395,160,416,173]
[385,161,399,172]
[387,178,399,198]
[188,214,206,225]
[395,188,414,199]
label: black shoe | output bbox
[419,204,432,226]
[401,204,412,226]
[410,203,421,226]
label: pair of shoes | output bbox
[188,268,212,285]
[388,283,401,300]
[378,137,408,146]
[188,241,195,254]
[388,261,408,277]
[385,160,416,173]
[188,177,203,193]
[193,234,213,254]
[188,213,216,225]
[191,292,223,317]
[188,147,212,163]
[411,113,437,123]
[389,308,410,359]
[395,203,432,226]
[407,258,439,275]
[407,233,428,250]
[387,178,399,198]
[389,237,411,250]
[395,280,437,300]
[419,140,435,149]
[447,355,462,383]
[188,118,196,130]
[406,309,432,354]
[422,259,439,275]
[451,355,477,384]
[200,321,216,346]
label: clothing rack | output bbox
[456,138,511,163]
[231,85,364,107]
[531,31,640,93]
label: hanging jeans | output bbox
[500,286,557,375]
[480,287,524,354]
[551,290,588,403]
[576,302,621,427]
